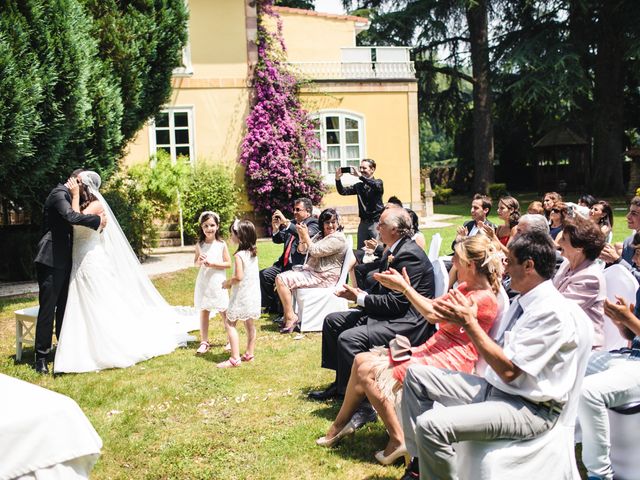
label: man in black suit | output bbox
[259,197,320,315]
[309,207,435,427]
[33,170,106,374]
[451,193,495,251]
[335,159,384,249]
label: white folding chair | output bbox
[602,264,638,350]
[474,287,510,377]
[427,233,442,262]
[296,238,356,332]
[432,258,449,299]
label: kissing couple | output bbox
[34,169,195,374]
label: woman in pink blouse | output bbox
[554,215,607,349]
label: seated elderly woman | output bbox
[554,215,607,350]
[316,235,502,465]
[275,208,347,334]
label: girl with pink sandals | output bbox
[219,220,261,368]
[193,211,231,355]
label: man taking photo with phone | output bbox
[335,159,384,249]
[259,198,320,316]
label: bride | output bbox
[54,171,195,373]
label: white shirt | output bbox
[468,223,480,237]
[485,280,590,403]
[356,237,403,307]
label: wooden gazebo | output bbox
[533,127,589,193]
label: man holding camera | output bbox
[335,159,384,249]
[259,198,320,315]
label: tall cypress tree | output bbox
[0,0,187,213]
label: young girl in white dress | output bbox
[193,211,231,354]
[218,219,261,368]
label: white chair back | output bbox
[603,264,638,350]
[475,287,510,377]
[427,233,442,262]
[432,258,449,299]
[296,236,355,332]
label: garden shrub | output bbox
[181,164,239,242]
[102,169,156,258]
[129,151,191,218]
[433,185,453,204]
[488,183,508,199]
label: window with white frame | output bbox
[149,108,195,163]
[310,112,364,179]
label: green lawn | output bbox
[0,195,622,478]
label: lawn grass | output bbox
[0,194,623,479]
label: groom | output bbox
[33,170,106,374]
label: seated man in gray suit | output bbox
[309,207,435,430]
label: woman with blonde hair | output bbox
[316,235,503,465]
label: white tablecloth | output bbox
[0,374,102,480]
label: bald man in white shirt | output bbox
[399,231,593,480]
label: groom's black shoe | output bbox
[308,382,343,401]
[350,404,378,430]
[34,358,49,375]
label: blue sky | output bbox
[314,0,346,14]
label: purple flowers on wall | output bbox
[239,0,325,226]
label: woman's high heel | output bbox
[279,320,299,334]
[316,419,357,447]
[374,444,410,465]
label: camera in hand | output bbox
[340,166,352,174]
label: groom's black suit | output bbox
[34,183,101,360]
[321,237,436,393]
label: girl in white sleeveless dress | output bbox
[193,212,231,354]
[218,219,261,368]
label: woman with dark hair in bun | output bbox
[275,208,348,333]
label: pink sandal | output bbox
[217,357,241,368]
[196,341,210,354]
[241,353,255,362]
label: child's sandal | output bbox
[196,341,210,354]
[241,353,254,362]
[217,357,241,368]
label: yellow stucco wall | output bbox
[188,0,248,79]
[300,86,415,211]
[271,11,357,62]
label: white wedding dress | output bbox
[53,171,197,373]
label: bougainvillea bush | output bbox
[239,0,325,227]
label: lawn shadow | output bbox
[308,403,341,421]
